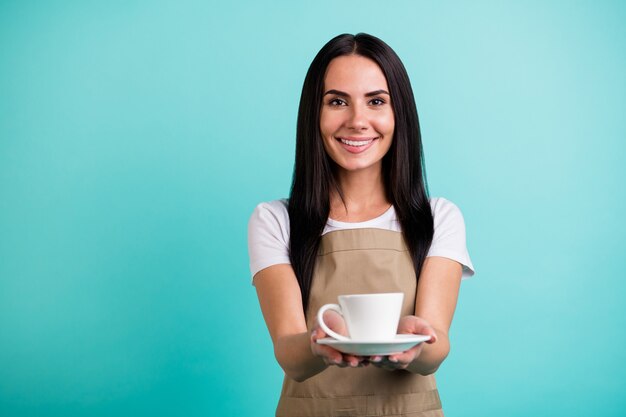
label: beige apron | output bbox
[276,228,444,417]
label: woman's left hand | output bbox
[369,315,438,371]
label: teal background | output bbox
[1,1,625,416]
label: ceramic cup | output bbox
[316,293,404,342]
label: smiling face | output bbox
[320,54,395,175]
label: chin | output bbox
[336,161,378,172]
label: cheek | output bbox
[320,112,341,137]
[373,113,395,135]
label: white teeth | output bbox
[339,138,374,147]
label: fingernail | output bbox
[389,356,398,363]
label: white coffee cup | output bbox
[316,293,404,342]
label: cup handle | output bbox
[317,304,350,341]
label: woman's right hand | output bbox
[310,310,368,368]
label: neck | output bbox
[329,164,390,221]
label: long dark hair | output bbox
[289,33,434,314]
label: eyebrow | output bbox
[323,89,390,97]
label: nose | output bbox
[346,103,368,130]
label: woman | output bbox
[248,33,474,416]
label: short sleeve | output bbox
[247,199,291,282]
[427,198,475,279]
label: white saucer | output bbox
[317,334,431,356]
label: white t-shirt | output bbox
[248,197,475,281]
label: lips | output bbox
[336,136,378,154]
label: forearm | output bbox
[406,329,450,375]
[274,332,328,382]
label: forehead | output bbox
[323,55,389,91]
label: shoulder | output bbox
[428,196,466,237]
[429,197,467,233]
[250,199,289,223]
[247,199,291,279]
[427,197,475,278]
[248,198,290,238]
[429,197,463,219]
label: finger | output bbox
[343,354,361,367]
[401,342,423,359]
[389,340,426,363]
[426,331,438,344]
[322,310,349,337]
[397,316,422,334]
[311,328,327,342]
[397,316,438,339]
[418,326,437,343]
[372,356,395,366]
[313,344,343,364]
[384,355,411,370]
[324,354,347,367]
[388,352,412,364]
[311,329,318,342]
[386,355,407,366]
[344,354,369,365]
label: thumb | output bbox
[425,327,438,344]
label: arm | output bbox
[371,256,462,375]
[254,264,365,382]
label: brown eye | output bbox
[370,98,385,106]
[329,98,347,106]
